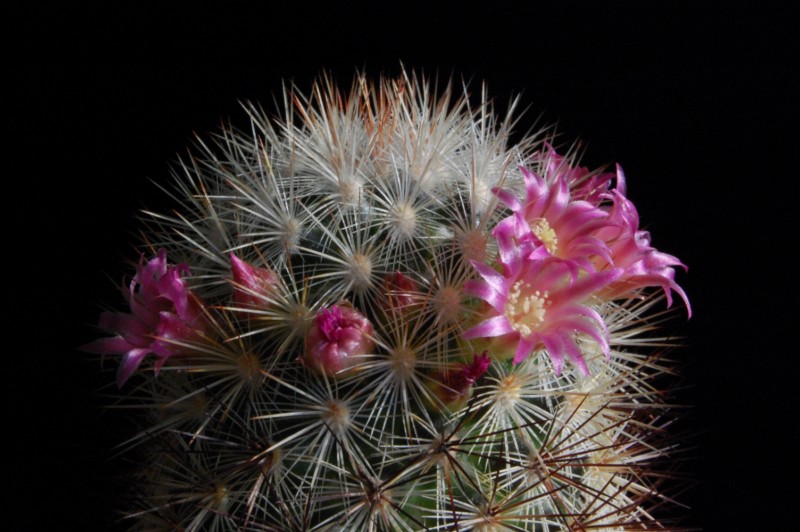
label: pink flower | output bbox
[303,303,375,375]
[82,250,206,387]
[432,352,491,405]
[493,166,614,270]
[592,173,691,316]
[464,227,620,375]
[495,156,690,317]
[230,254,279,309]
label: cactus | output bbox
[84,70,691,530]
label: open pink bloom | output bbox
[496,157,690,317]
[82,250,206,387]
[304,303,375,375]
[593,173,691,316]
[493,166,614,271]
[432,352,491,404]
[464,226,620,374]
[230,254,279,309]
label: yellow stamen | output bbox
[530,218,558,255]
[504,281,549,337]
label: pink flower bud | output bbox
[432,352,491,406]
[230,254,279,309]
[303,303,375,376]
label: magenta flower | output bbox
[432,352,491,405]
[592,173,691,316]
[493,166,614,270]
[495,156,690,317]
[303,303,375,375]
[230,254,279,309]
[464,226,620,374]
[82,250,206,387]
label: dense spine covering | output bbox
[85,70,690,530]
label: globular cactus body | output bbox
[85,71,690,530]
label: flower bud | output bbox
[230,254,279,309]
[303,303,375,376]
[431,352,490,407]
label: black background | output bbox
[9,2,797,529]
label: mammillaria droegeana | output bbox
[84,71,690,530]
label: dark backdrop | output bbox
[9,2,796,529]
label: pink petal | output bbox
[158,268,191,317]
[97,311,152,346]
[543,176,570,220]
[560,332,589,375]
[541,334,565,374]
[230,254,278,308]
[463,315,515,340]
[469,260,508,293]
[512,335,539,365]
[304,303,374,375]
[614,164,627,196]
[555,314,610,356]
[557,268,621,303]
[117,348,151,387]
[493,186,521,212]
[464,279,506,312]
[80,336,136,355]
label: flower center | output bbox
[530,218,558,255]
[504,281,549,337]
